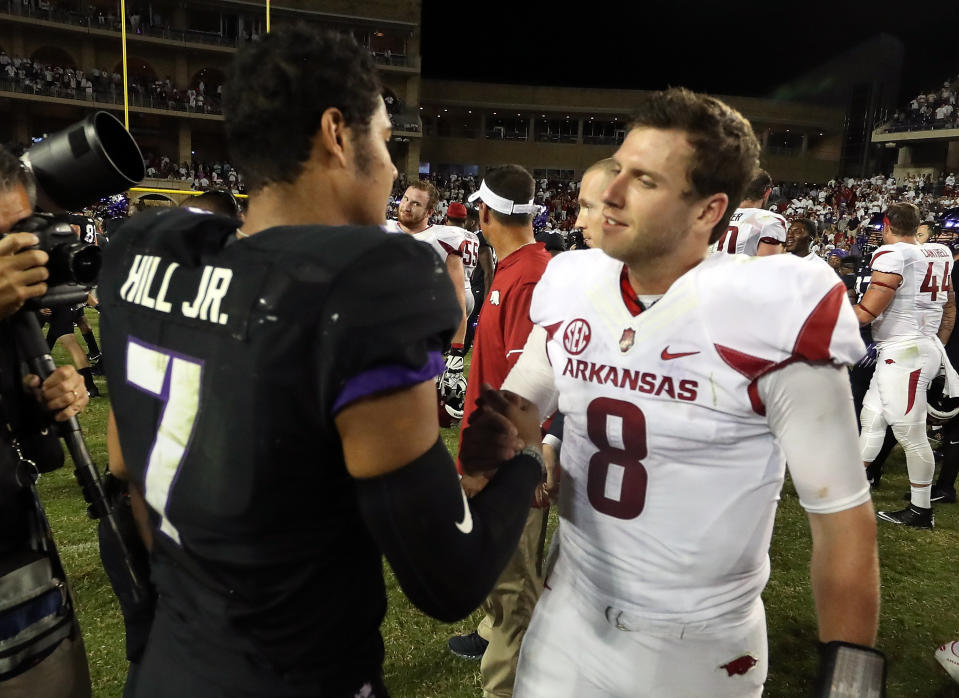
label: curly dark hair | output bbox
[628,88,760,243]
[222,24,382,192]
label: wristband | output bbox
[517,446,545,478]
[815,641,885,697]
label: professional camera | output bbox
[16,111,144,307]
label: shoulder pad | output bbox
[702,254,864,367]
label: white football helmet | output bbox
[936,641,959,684]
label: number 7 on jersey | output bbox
[126,338,204,545]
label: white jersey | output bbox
[383,219,468,291]
[458,230,480,296]
[801,251,834,270]
[869,241,952,345]
[710,207,787,256]
[530,250,864,623]
[412,224,466,265]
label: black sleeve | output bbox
[318,235,462,414]
[355,439,541,622]
[547,412,565,441]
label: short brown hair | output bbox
[885,202,920,236]
[584,157,616,177]
[628,88,760,243]
[407,180,438,212]
[484,164,535,227]
[743,169,772,202]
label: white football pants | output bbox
[513,557,767,698]
[860,337,940,488]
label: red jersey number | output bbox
[716,225,739,254]
[460,240,479,266]
[921,262,951,301]
[585,397,648,520]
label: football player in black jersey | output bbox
[99,25,544,698]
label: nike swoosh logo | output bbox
[455,486,473,534]
[661,347,700,361]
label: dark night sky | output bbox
[421,1,959,104]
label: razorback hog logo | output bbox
[619,328,635,353]
[563,319,591,355]
[720,654,758,677]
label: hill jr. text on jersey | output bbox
[119,253,233,325]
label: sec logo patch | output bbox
[563,318,591,355]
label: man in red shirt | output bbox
[449,165,552,698]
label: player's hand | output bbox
[38,307,52,317]
[481,386,542,452]
[536,442,561,507]
[0,233,49,319]
[439,348,465,402]
[23,365,88,421]
[461,473,490,498]
[459,383,526,475]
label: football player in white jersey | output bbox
[387,181,468,340]
[853,203,957,529]
[446,201,479,318]
[574,158,616,249]
[709,169,786,256]
[387,181,470,418]
[463,88,882,697]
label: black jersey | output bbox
[65,213,97,244]
[99,208,461,695]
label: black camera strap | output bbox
[0,393,68,586]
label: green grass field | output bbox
[37,311,959,696]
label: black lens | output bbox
[48,243,101,286]
[69,245,102,285]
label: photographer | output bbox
[0,146,91,697]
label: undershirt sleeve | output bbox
[501,324,559,422]
[502,282,539,371]
[757,361,871,515]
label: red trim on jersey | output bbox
[869,280,898,291]
[715,284,846,416]
[714,344,775,415]
[905,368,921,415]
[793,283,845,361]
[619,265,644,317]
[870,250,893,268]
[543,321,563,341]
[439,240,461,256]
[857,303,878,318]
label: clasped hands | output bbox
[459,383,550,501]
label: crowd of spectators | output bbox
[140,152,246,193]
[8,0,412,65]
[0,51,222,113]
[769,172,958,241]
[389,172,580,230]
[884,72,959,132]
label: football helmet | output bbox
[936,640,959,684]
[927,373,959,424]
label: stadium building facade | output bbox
[3,0,847,204]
